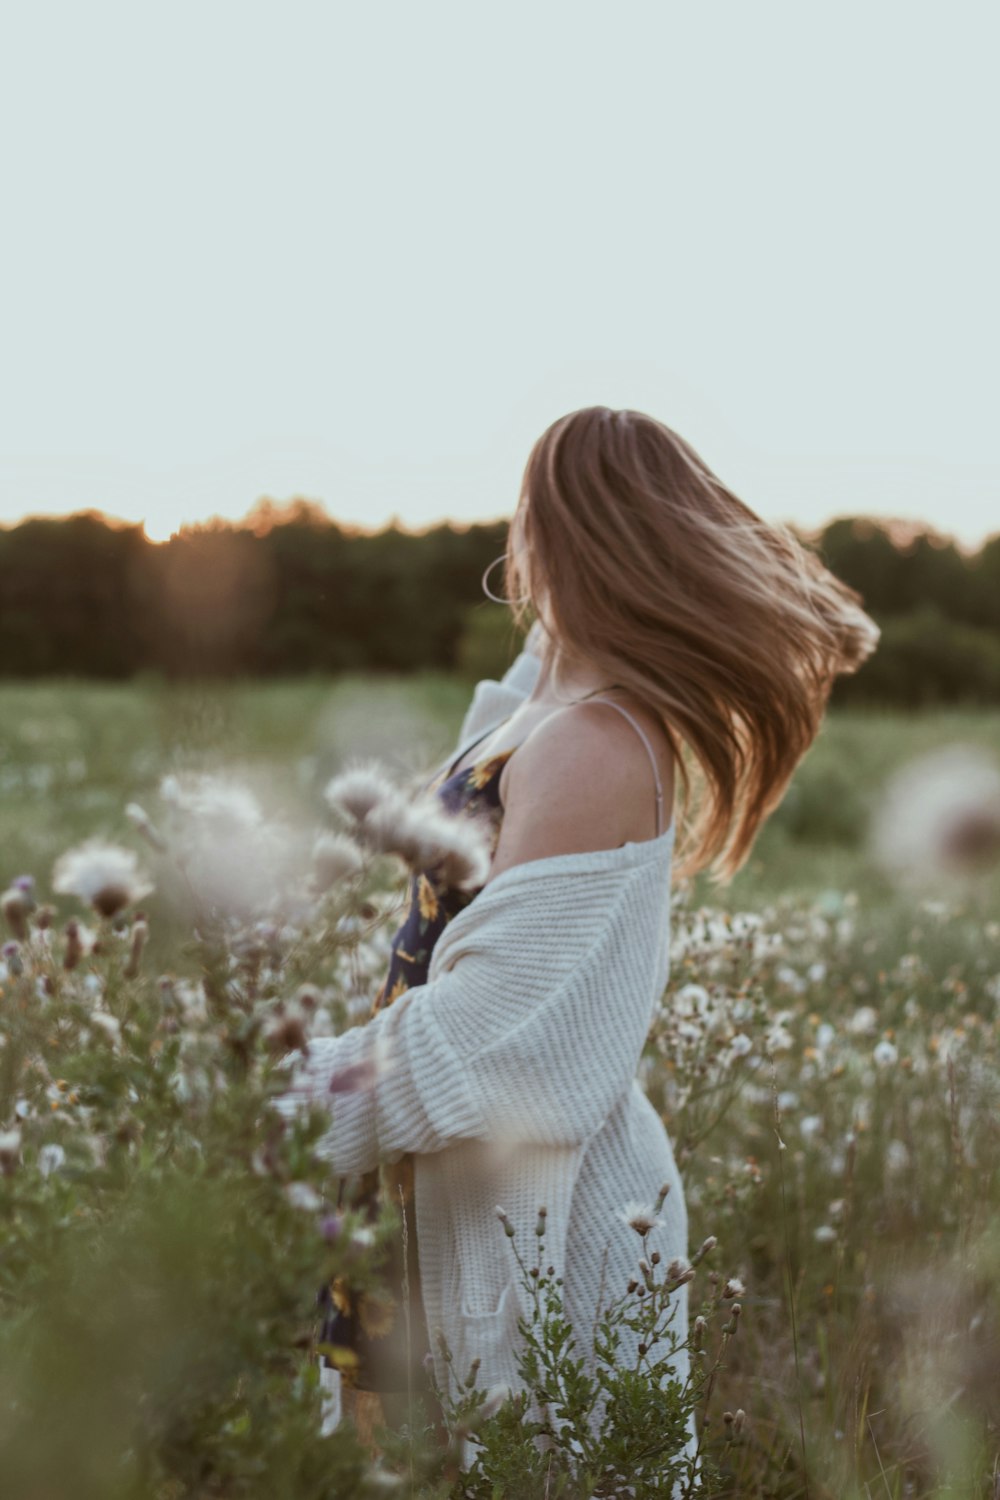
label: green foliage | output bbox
[833,605,1000,708]
[1,507,999,702]
[2,688,1000,1495]
[453,604,525,684]
[428,1213,724,1498]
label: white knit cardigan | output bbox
[272,648,690,1455]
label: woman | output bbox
[274,405,880,1466]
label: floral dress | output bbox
[317,730,516,1413]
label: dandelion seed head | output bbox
[617,1200,664,1237]
[52,839,154,919]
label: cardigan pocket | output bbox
[453,1279,523,1387]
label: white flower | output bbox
[312,831,364,890]
[813,1225,837,1244]
[800,1115,824,1140]
[776,965,806,995]
[885,1139,910,1173]
[816,1022,836,1050]
[0,1128,22,1173]
[617,1200,663,1237]
[729,1033,753,1058]
[848,1006,879,1036]
[37,1143,67,1177]
[873,1039,899,1068]
[675,983,711,1016]
[284,1181,323,1213]
[52,839,154,918]
[89,1009,122,1047]
[324,763,398,823]
[870,744,1000,883]
[765,1025,794,1054]
[807,962,827,984]
[159,772,302,919]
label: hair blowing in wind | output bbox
[504,406,882,885]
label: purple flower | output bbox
[320,1213,343,1243]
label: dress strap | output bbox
[578,697,665,838]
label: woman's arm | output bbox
[269,868,649,1177]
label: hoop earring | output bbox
[481,552,532,606]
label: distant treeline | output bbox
[0,502,997,705]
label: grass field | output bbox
[2,675,1000,1496]
[2,671,998,925]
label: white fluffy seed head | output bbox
[52,840,154,919]
[324,763,400,824]
[311,831,365,889]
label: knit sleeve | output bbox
[456,645,542,746]
[269,870,660,1174]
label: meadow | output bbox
[1,674,999,1498]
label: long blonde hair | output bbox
[503,406,881,885]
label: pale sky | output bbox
[1,2,996,550]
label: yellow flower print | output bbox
[467,751,514,791]
[330,1275,353,1317]
[326,1344,361,1376]
[416,873,439,921]
[358,1289,398,1339]
[380,973,409,1008]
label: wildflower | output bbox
[89,1009,122,1047]
[765,1024,794,1053]
[885,1139,910,1173]
[722,1276,745,1299]
[617,1200,664,1237]
[729,1033,753,1058]
[363,794,491,891]
[122,913,148,981]
[158,772,300,919]
[320,1213,343,1242]
[873,1038,899,1067]
[37,1142,66,1177]
[467,1383,513,1427]
[2,940,24,977]
[0,1127,23,1174]
[284,1181,323,1213]
[324,763,399,824]
[871,744,1000,882]
[813,1225,837,1244]
[124,802,168,851]
[1,883,35,941]
[161,772,263,828]
[800,1114,823,1140]
[262,1004,311,1058]
[848,1006,879,1036]
[312,831,364,890]
[52,839,154,919]
[675,983,711,1016]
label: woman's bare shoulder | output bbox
[487,697,673,884]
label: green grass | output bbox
[2,673,997,923]
[3,675,1000,1496]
